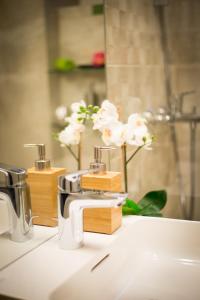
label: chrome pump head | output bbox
[24,144,51,170]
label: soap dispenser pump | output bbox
[24,144,51,170]
[24,143,66,227]
[89,146,115,174]
[81,145,122,192]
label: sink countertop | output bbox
[0,226,57,272]
[0,217,135,300]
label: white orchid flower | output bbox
[55,106,67,120]
[125,123,153,148]
[102,122,126,147]
[101,100,118,114]
[125,124,147,144]
[124,113,150,146]
[58,123,85,146]
[93,100,119,131]
[71,100,86,113]
[133,130,153,148]
[65,112,85,125]
[127,113,147,128]
[71,121,85,133]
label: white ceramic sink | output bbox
[0,200,10,235]
[50,217,200,300]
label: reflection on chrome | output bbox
[0,163,33,242]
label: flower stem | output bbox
[126,145,143,166]
[66,146,78,162]
[78,139,82,170]
[121,144,128,193]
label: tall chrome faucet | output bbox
[58,169,127,250]
[0,163,33,242]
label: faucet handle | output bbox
[58,168,102,194]
[0,163,26,187]
[58,170,87,194]
[0,168,10,187]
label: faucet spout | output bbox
[58,197,125,250]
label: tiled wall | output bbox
[0,0,105,173]
[0,0,53,167]
[47,0,106,171]
[1,0,199,219]
[105,0,200,219]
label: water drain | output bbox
[91,253,110,272]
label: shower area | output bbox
[148,0,200,220]
[105,0,200,220]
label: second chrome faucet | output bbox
[58,169,127,250]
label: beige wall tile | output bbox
[105,0,200,219]
[0,0,52,168]
[57,0,104,65]
[0,0,106,172]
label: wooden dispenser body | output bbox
[81,172,122,234]
[27,167,66,227]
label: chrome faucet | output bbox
[143,90,198,124]
[58,169,127,250]
[0,163,33,242]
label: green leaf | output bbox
[122,198,142,215]
[140,209,163,217]
[138,190,167,210]
[138,204,161,216]
[122,206,136,216]
[122,190,167,217]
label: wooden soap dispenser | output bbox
[81,146,123,234]
[24,144,66,227]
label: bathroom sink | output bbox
[50,216,200,300]
[0,226,57,271]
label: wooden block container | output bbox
[81,172,121,192]
[83,206,122,234]
[27,167,66,227]
[81,171,122,234]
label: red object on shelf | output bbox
[92,51,105,67]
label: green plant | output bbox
[122,190,167,217]
[54,58,76,72]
